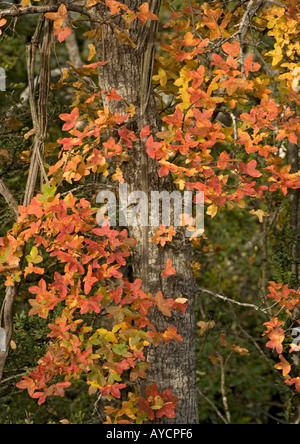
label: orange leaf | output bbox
[161,259,176,278]
[274,355,291,377]
[45,4,68,29]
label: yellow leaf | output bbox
[207,204,218,218]
[249,209,270,223]
[88,44,96,61]
[10,340,17,350]
[197,320,215,336]
[112,167,124,183]
[152,395,164,410]
[126,104,135,117]
[174,174,185,191]
[153,68,168,87]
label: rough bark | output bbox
[94,0,198,424]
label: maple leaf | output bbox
[139,397,154,421]
[106,88,123,101]
[161,259,176,278]
[54,26,72,43]
[249,209,270,223]
[155,292,173,317]
[244,54,261,77]
[45,4,68,29]
[103,137,122,158]
[285,377,300,393]
[83,61,109,69]
[222,40,240,57]
[266,328,285,354]
[59,108,80,131]
[145,136,164,160]
[239,160,262,178]
[136,3,159,25]
[16,376,36,396]
[274,355,291,377]
[140,125,152,139]
[207,204,218,218]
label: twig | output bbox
[197,286,269,314]
[0,179,19,219]
[218,354,231,424]
[0,3,91,19]
[0,372,26,385]
[197,388,228,424]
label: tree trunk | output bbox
[94,0,198,424]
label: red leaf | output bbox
[83,61,109,69]
[239,160,262,177]
[140,125,152,139]
[106,88,123,101]
[54,26,72,43]
[59,108,80,131]
[244,54,260,77]
[161,258,176,278]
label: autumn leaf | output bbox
[197,320,215,336]
[88,44,96,61]
[207,204,218,218]
[153,68,168,87]
[59,108,80,131]
[155,291,173,317]
[222,40,240,57]
[54,26,72,43]
[285,377,300,393]
[45,4,68,29]
[244,54,261,77]
[239,160,262,178]
[0,18,7,35]
[136,3,159,25]
[106,88,123,101]
[274,355,291,377]
[266,328,285,354]
[249,209,270,223]
[161,258,176,278]
[113,28,136,48]
[83,61,109,69]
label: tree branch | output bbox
[0,3,91,19]
[0,179,19,219]
[197,286,269,314]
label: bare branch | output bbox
[0,179,19,219]
[197,286,269,314]
[0,3,91,19]
[197,387,228,424]
[219,355,231,424]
